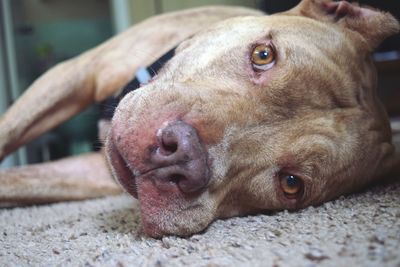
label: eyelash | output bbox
[250,42,277,72]
[252,61,275,71]
[275,169,307,207]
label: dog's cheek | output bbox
[137,177,213,236]
[112,95,186,172]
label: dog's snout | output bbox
[151,121,210,193]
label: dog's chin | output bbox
[105,136,214,238]
[136,177,204,237]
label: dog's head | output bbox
[106,0,400,237]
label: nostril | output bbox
[151,120,210,194]
[158,129,178,155]
[162,140,178,155]
[168,173,185,184]
[167,173,203,193]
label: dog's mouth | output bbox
[106,138,139,198]
[105,119,215,237]
[107,120,211,197]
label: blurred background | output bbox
[0,0,399,168]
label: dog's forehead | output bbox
[171,17,269,73]
[171,15,353,76]
[189,15,342,46]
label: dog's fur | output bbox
[0,0,399,237]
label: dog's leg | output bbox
[0,58,96,161]
[0,152,122,207]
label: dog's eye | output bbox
[251,44,275,71]
[279,174,303,198]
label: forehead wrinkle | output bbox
[271,30,359,110]
[169,18,271,76]
[281,113,358,171]
[283,44,350,91]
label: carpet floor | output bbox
[1,181,399,267]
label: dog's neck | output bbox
[100,47,177,120]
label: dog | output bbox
[0,0,399,237]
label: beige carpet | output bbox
[1,181,399,267]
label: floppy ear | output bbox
[285,0,400,50]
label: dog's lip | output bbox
[108,137,183,199]
[107,138,139,198]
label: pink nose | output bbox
[150,121,210,193]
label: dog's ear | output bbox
[285,0,400,50]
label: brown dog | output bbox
[0,0,399,238]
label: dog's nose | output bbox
[151,121,210,193]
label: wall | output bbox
[2,0,113,164]
[129,0,257,24]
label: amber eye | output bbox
[279,174,303,198]
[251,44,275,71]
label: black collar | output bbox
[100,47,176,120]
